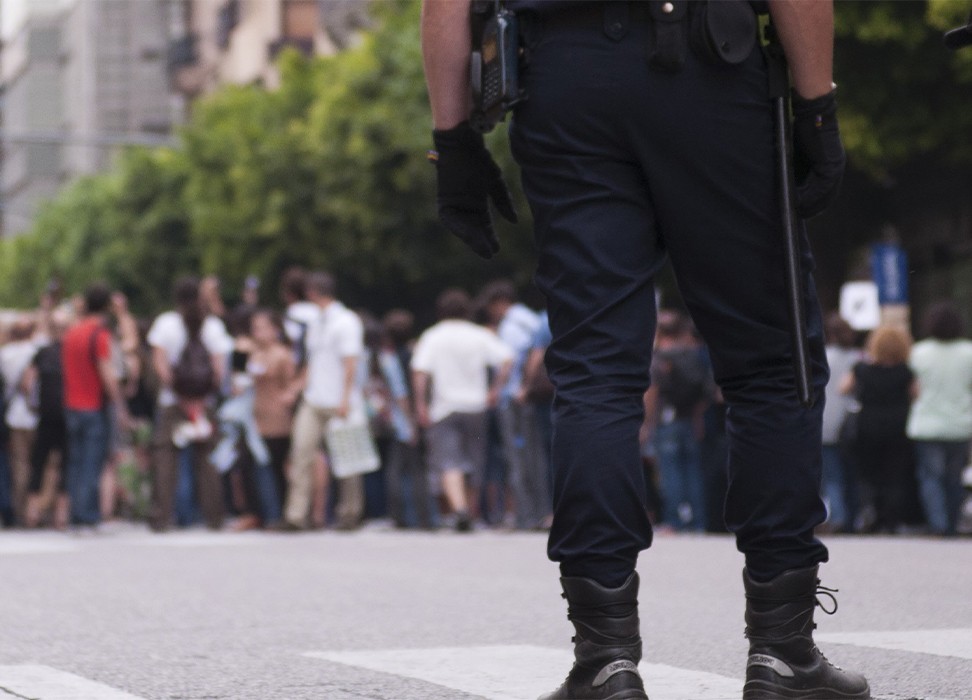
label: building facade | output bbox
[1,0,173,238]
[0,0,363,238]
[168,0,367,98]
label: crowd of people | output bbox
[0,271,556,533]
[0,271,969,537]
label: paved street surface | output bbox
[0,524,969,700]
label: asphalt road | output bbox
[0,524,969,700]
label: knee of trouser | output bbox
[554,380,647,425]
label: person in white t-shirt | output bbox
[0,317,40,525]
[283,271,366,531]
[411,288,512,531]
[147,276,233,532]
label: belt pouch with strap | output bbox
[690,0,758,66]
[648,0,689,73]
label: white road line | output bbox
[0,665,146,699]
[305,644,743,700]
[818,628,972,661]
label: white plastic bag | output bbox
[326,412,380,479]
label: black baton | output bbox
[765,25,814,408]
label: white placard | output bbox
[839,281,881,331]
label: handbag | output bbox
[326,408,381,479]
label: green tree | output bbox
[8,0,967,317]
[835,0,972,177]
[0,147,196,313]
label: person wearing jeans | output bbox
[61,283,130,528]
[907,301,972,536]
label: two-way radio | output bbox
[470,0,525,133]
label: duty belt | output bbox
[531,0,758,72]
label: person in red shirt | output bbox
[61,282,130,529]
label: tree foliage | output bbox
[0,0,532,315]
[835,0,972,178]
[1,0,969,314]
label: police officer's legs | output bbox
[511,4,866,698]
[635,23,868,700]
[511,18,661,696]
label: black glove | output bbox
[429,122,517,259]
[792,88,846,219]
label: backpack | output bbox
[34,343,64,418]
[654,347,711,415]
[171,331,216,400]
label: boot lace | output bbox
[815,582,839,617]
[813,581,843,670]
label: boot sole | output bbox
[743,679,871,699]
[538,691,649,700]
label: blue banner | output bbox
[871,244,909,306]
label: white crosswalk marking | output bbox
[818,628,972,661]
[0,665,146,699]
[306,645,743,700]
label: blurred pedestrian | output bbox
[21,308,72,528]
[411,289,513,531]
[841,325,917,534]
[820,313,862,533]
[61,283,132,530]
[907,301,972,536]
[100,292,142,522]
[481,280,548,530]
[248,308,297,522]
[0,316,40,525]
[147,276,231,531]
[211,306,273,531]
[644,312,711,532]
[284,271,366,531]
[520,309,554,528]
[373,311,430,529]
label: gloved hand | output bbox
[792,89,846,219]
[429,122,517,259]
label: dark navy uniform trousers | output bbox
[508,2,830,587]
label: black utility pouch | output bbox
[648,1,689,73]
[690,0,758,66]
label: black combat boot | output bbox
[743,566,870,699]
[539,573,649,700]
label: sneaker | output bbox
[455,511,472,533]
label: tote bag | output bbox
[326,407,381,479]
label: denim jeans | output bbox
[385,440,431,528]
[914,440,969,535]
[175,447,199,527]
[0,444,13,526]
[820,444,849,530]
[654,419,706,531]
[498,401,551,529]
[65,409,109,525]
